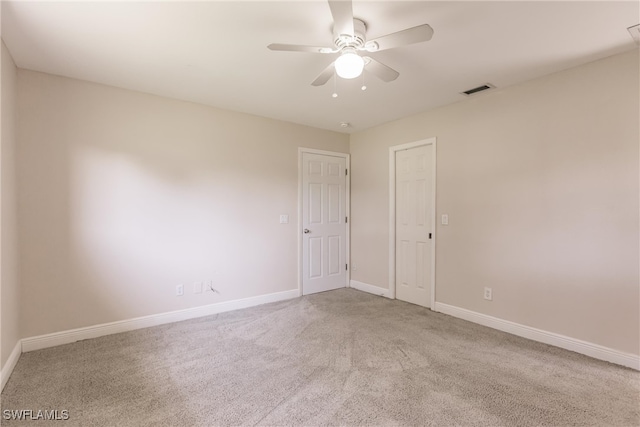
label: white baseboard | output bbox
[22,289,299,353]
[1,340,22,392]
[350,280,392,298]
[434,302,640,371]
[12,288,639,380]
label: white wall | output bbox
[17,70,349,338]
[1,40,20,369]
[350,50,639,356]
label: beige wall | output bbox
[350,50,639,355]
[10,47,640,358]
[17,70,348,338]
[1,41,20,368]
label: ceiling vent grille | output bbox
[461,83,495,96]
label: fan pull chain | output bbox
[361,72,367,91]
[332,71,338,98]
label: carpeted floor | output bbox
[2,288,639,426]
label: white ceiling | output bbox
[2,1,638,133]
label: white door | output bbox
[395,144,433,307]
[302,152,347,295]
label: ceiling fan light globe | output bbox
[335,51,365,79]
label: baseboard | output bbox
[350,280,392,298]
[434,302,640,371]
[22,289,299,353]
[1,340,22,392]
[15,289,639,372]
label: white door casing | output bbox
[389,138,436,308]
[300,150,349,295]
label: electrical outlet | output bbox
[176,284,184,296]
[484,287,492,301]
[352,262,357,271]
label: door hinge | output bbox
[345,216,348,223]
[346,264,348,271]
[429,233,432,239]
[345,169,348,176]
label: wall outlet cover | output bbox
[193,282,203,294]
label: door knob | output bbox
[303,229,310,234]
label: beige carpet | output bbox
[2,288,639,426]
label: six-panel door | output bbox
[302,152,347,295]
[395,144,433,307]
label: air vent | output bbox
[461,83,495,96]
[628,24,640,45]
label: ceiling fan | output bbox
[267,0,434,87]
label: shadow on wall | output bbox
[18,80,348,337]
[63,139,296,328]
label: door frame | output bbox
[298,148,350,296]
[388,138,437,307]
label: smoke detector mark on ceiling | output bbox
[628,24,640,45]
[461,83,496,96]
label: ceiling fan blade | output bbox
[311,63,336,86]
[367,24,434,51]
[328,0,354,37]
[268,43,335,54]
[364,57,399,82]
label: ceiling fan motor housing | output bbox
[334,18,367,49]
